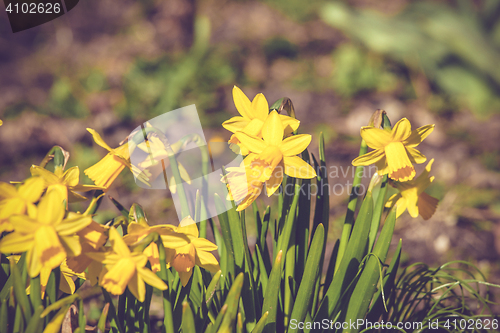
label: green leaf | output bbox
[251,312,268,333]
[289,224,325,333]
[10,257,31,324]
[341,208,396,331]
[315,193,373,321]
[218,273,245,332]
[261,250,283,333]
[181,302,197,332]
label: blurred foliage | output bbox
[320,0,500,118]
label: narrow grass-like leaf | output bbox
[25,305,44,333]
[289,224,325,333]
[97,303,109,333]
[10,257,31,324]
[261,250,283,333]
[214,194,236,282]
[251,312,269,333]
[218,273,245,332]
[315,193,373,321]
[367,239,402,322]
[181,302,197,332]
[341,208,396,330]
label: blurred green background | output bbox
[1,0,500,287]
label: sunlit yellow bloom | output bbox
[30,165,104,203]
[39,260,86,297]
[0,177,45,233]
[164,216,219,286]
[223,86,300,155]
[0,189,92,278]
[385,159,438,220]
[352,118,434,182]
[0,119,3,126]
[222,156,265,211]
[84,128,149,189]
[86,227,167,302]
[234,111,316,196]
[66,220,108,285]
[123,221,179,273]
[136,136,191,193]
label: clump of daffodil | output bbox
[84,128,150,189]
[86,227,167,302]
[0,189,92,278]
[352,118,434,182]
[234,110,316,196]
[164,216,220,286]
[0,177,45,233]
[385,159,439,220]
[136,135,191,193]
[223,86,300,155]
[31,164,104,204]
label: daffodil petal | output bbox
[109,227,131,257]
[60,235,82,257]
[418,192,438,220]
[251,93,269,121]
[390,118,412,142]
[178,271,192,287]
[191,238,218,251]
[55,215,92,236]
[234,132,267,154]
[9,215,39,233]
[195,252,220,273]
[283,156,316,179]
[87,128,113,152]
[406,193,419,218]
[407,147,427,165]
[0,232,34,253]
[262,111,284,146]
[232,86,253,119]
[265,162,284,196]
[62,167,80,187]
[19,177,46,203]
[279,115,300,134]
[0,182,18,199]
[35,226,66,274]
[222,116,249,133]
[404,124,435,148]
[352,149,385,166]
[280,134,311,156]
[30,166,59,188]
[138,266,168,290]
[360,127,391,149]
[37,189,65,225]
[101,258,135,296]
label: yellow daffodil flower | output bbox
[0,189,92,278]
[164,216,220,286]
[222,86,300,155]
[136,136,191,193]
[222,157,265,211]
[385,159,439,220]
[234,110,316,196]
[123,221,181,273]
[84,128,150,189]
[0,177,45,233]
[30,165,104,203]
[352,118,434,182]
[0,119,3,126]
[66,219,108,286]
[86,227,167,302]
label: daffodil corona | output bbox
[352,118,434,182]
